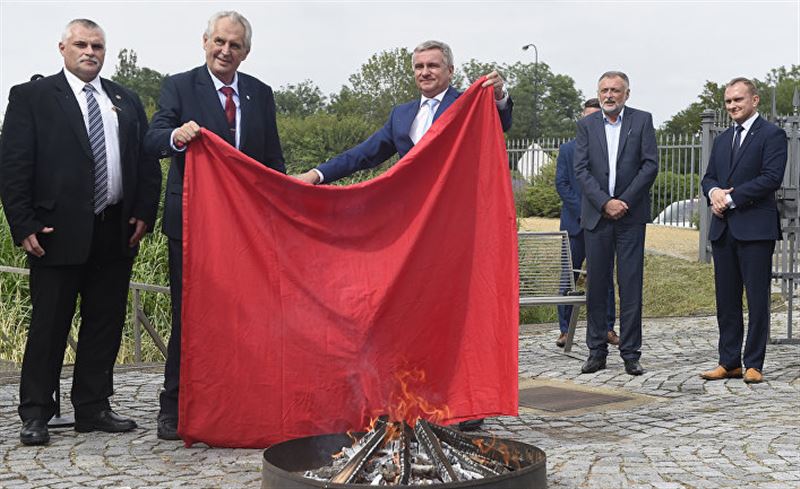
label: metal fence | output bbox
[507,133,703,229]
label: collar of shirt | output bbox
[207,67,239,96]
[418,87,448,108]
[63,68,103,98]
[602,107,625,126]
[735,111,759,133]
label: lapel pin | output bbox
[246,95,250,100]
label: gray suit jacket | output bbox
[573,106,658,231]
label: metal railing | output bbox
[0,265,169,365]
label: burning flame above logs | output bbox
[302,370,522,485]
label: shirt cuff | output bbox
[313,168,325,184]
[169,129,187,152]
[495,92,509,110]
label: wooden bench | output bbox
[518,231,585,352]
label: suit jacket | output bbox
[317,86,513,183]
[145,66,286,239]
[701,115,787,242]
[555,139,582,236]
[0,71,161,266]
[573,106,659,231]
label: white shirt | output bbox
[63,68,122,205]
[603,108,624,196]
[708,112,760,208]
[171,68,242,151]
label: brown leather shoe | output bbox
[700,365,743,380]
[556,333,567,348]
[607,330,619,346]
[743,368,763,384]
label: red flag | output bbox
[179,79,519,448]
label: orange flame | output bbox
[386,369,451,427]
[472,437,522,468]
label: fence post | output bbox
[132,288,142,364]
[698,110,715,263]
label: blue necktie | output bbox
[731,125,744,164]
[83,84,108,214]
[422,98,440,135]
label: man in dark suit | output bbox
[700,77,786,384]
[574,71,658,376]
[0,19,161,445]
[294,40,512,184]
[555,98,617,348]
[145,11,285,440]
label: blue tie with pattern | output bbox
[83,84,108,214]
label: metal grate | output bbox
[518,231,577,298]
[519,386,632,412]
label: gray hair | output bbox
[412,40,454,68]
[598,70,630,90]
[726,77,759,97]
[61,18,105,42]
[206,11,253,52]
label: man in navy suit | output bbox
[555,98,617,348]
[294,40,512,184]
[0,19,161,445]
[574,71,658,376]
[700,77,786,384]
[144,10,285,440]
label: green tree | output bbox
[462,59,583,140]
[274,80,327,117]
[111,49,166,116]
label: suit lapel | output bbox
[53,71,93,161]
[196,68,233,145]
[238,75,252,151]
[729,115,761,175]
[616,108,633,164]
[591,113,608,162]
[101,79,132,161]
[432,86,458,123]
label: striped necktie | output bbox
[83,84,108,214]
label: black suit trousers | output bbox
[159,237,182,418]
[19,205,133,422]
[711,228,774,371]
[584,219,645,360]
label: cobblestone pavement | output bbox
[0,314,798,488]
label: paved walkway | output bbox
[0,314,798,488]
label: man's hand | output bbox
[22,227,54,257]
[481,71,506,100]
[128,218,148,247]
[172,121,202,148]
[710,187,733,217]
[294,170,321,185]
[602,199,629,220]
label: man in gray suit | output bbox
[573,71,658,376]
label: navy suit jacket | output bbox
[555,139,582,236]
[316,86,513,183]
[0,71,161,265]
[701,115,786,242]
[145,66,285,239]
[573,106,659,231]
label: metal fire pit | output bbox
[262,430,547,488]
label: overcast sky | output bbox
[1,1,798,126]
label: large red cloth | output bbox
[180,80,519,448]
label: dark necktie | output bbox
[220,86,236,141]
[731,125,744,163]
[83,84,108,214]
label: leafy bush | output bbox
[518,160,561,218]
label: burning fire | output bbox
[472,437,522,469]
[384,368,451,429]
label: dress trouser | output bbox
[19,204,133,421]
[711,227,774,371]
[584,219,645,361]
[557,231,616,334]
[159,237,182,419]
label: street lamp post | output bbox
[521,43,538,141]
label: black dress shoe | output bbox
[75,409,137,433]
[457,418,484,431]
[581,356,607,374]
[157,415,180,440]
[624,359,644,376]
[20,419,50,446]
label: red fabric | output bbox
[179,79,519,448]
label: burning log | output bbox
[329,421,387,484]
[413,420,459,483]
